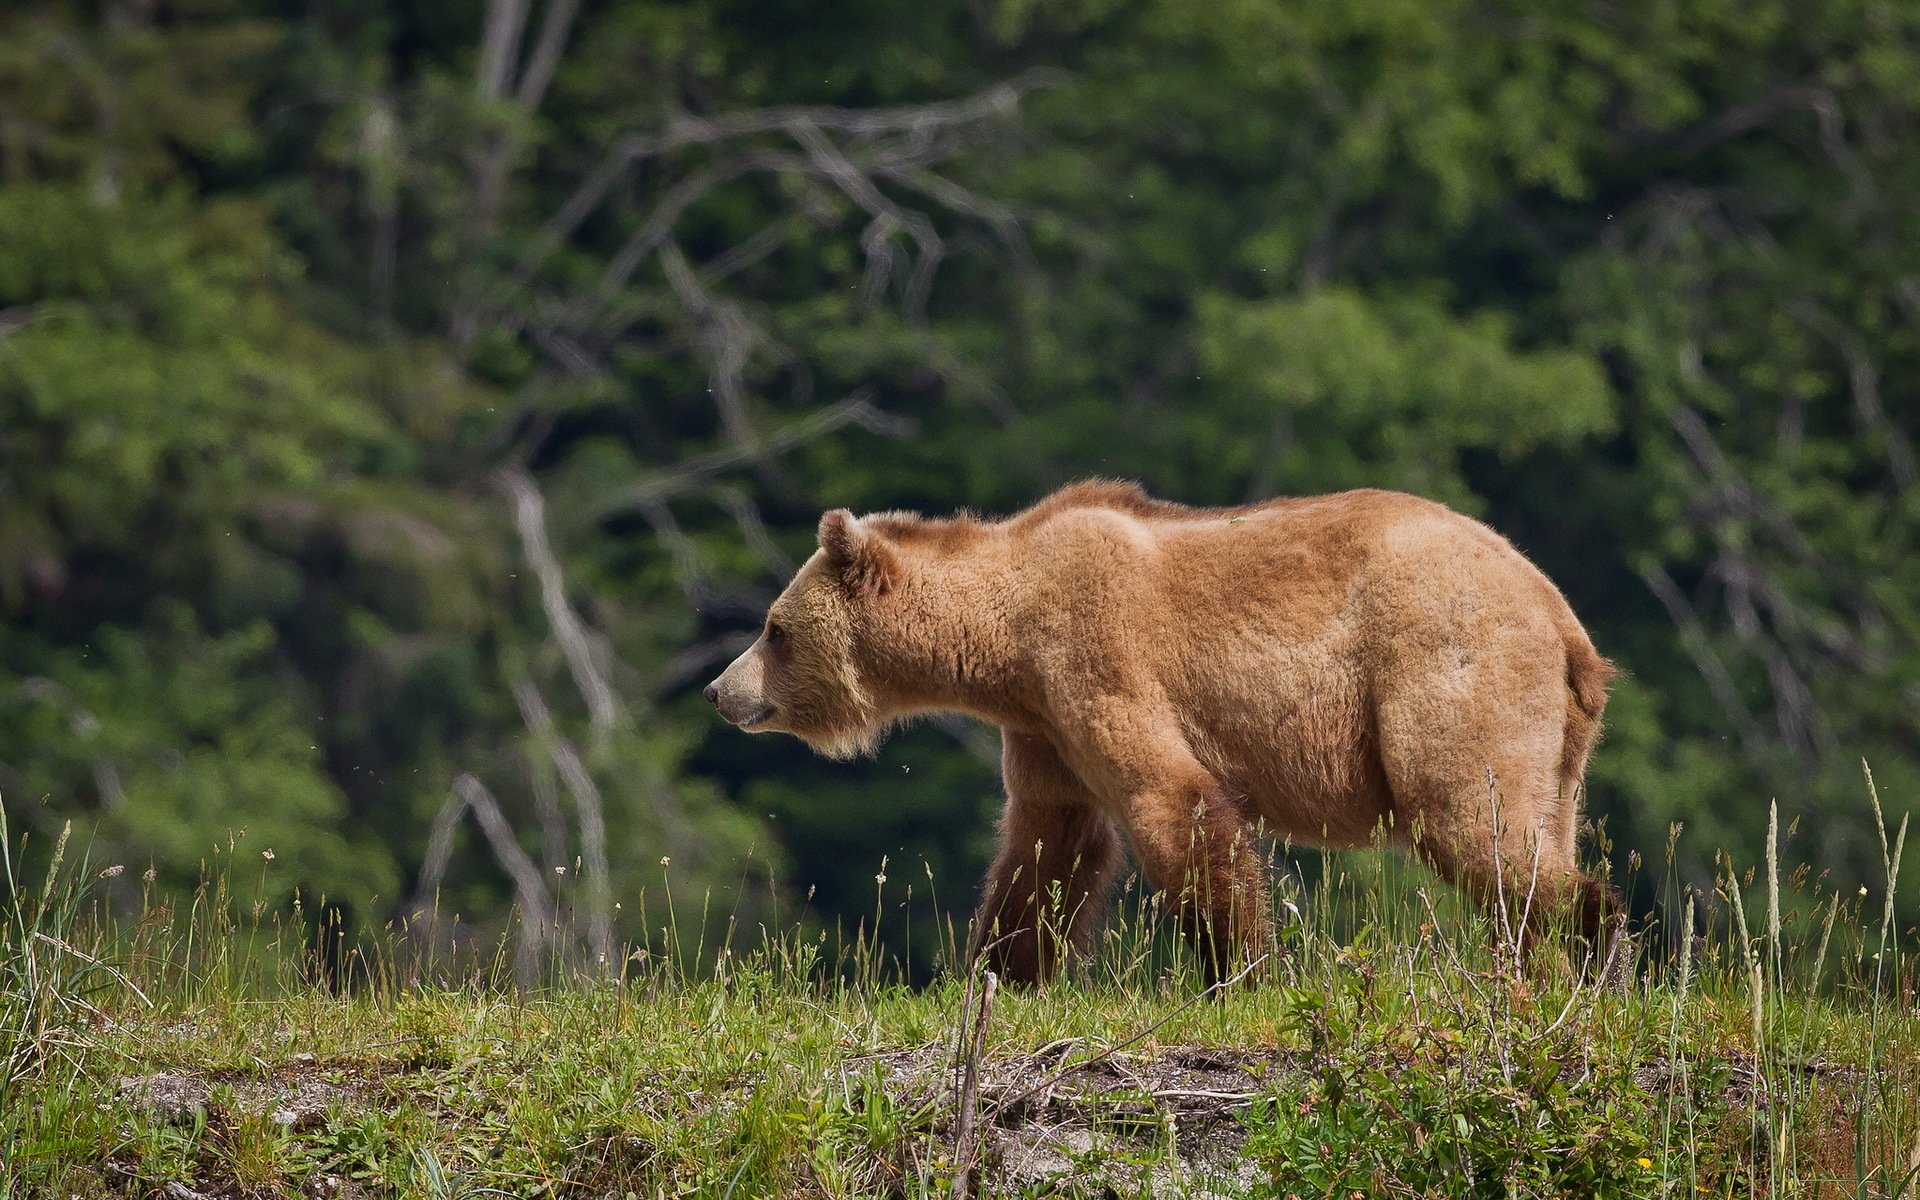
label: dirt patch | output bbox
[113,1060,396,1199]
[118,1055,373,1132]
[852,1041,1301,1195]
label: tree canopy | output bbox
[3,0,1917,968]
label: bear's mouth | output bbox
[739,703,778,728]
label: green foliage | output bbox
[1195,286,1614,503]
[1240,1012,1661,1196]
[1,0,1917,957]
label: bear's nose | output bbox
[702,682,720,705]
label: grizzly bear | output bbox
[704,482,1615,984]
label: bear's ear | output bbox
[819,509,899,594]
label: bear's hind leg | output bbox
[1389,750,1608,964]
[970,732,1122,986]
[1375,657,1608,959]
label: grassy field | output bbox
[3,783,1916,1199]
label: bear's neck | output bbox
[858,536,1041,730]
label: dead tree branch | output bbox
[497,466,627,750]
[710,486,797,579]
[510,675,618,968]
[649,632,757,696]
[456,0,585,341]
[1792,303,1918,490]
[788,121,943,314]
[512,70,1056,286]
[527,752,569,874]
[657,241,775,453]
[1640,566,1769,761]
[514,0,581,110]
[416,772,557,982]
[412,785,469,922]
[627,491,762,616]
[595,389,902,517]
[476,0,531,103]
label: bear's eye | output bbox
[765,621,786,646]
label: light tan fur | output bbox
[706,481,1616,983]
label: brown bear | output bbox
[704,481,1615,984]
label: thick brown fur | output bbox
[706,482,1617,983]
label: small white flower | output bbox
[262,849,275,862]
[660,856,671,867]
[99,865,125,879]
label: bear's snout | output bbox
[706,655,778,730]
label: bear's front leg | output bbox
[968,732,1122,986]
[1109,755,1269,984]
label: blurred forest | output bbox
[2,0,1918,970]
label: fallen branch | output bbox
[948,969,998,1200]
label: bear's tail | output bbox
[1559,625,1616,793]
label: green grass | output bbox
[2,780,1916,1199]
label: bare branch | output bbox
[1759,636,1837,760]
[565,159,757,320]
[623,493,775,625]
[789,121,942,314]
[710,486,796,579]
[1793,304,1918,489]
[876,163,1025,250]
[0,306,43,340]
[1666,398,1892,751]
[497,466,627,749]
[455,772,557,981]
[650,632,756,696]
[1669,405,1823,566]
[658,241,773,452]
[512,71,1058,287]
[528,322,600,379]
[510,675,617,968]
[649,71,1054,147]
[410,784,469,924]
[476,0,531,101]
[1716,558,1841,763]
[1640,566,1769,760]
[526,752,569,874]
[1675,84,1831,157]
[702,218,798,285]
[514,0,582,110]
[512,133,652,280]
[458,0,582,341]
[595,389,906,518]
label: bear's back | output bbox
[1006,484,1573,662]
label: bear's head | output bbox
[704,509,900,759]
